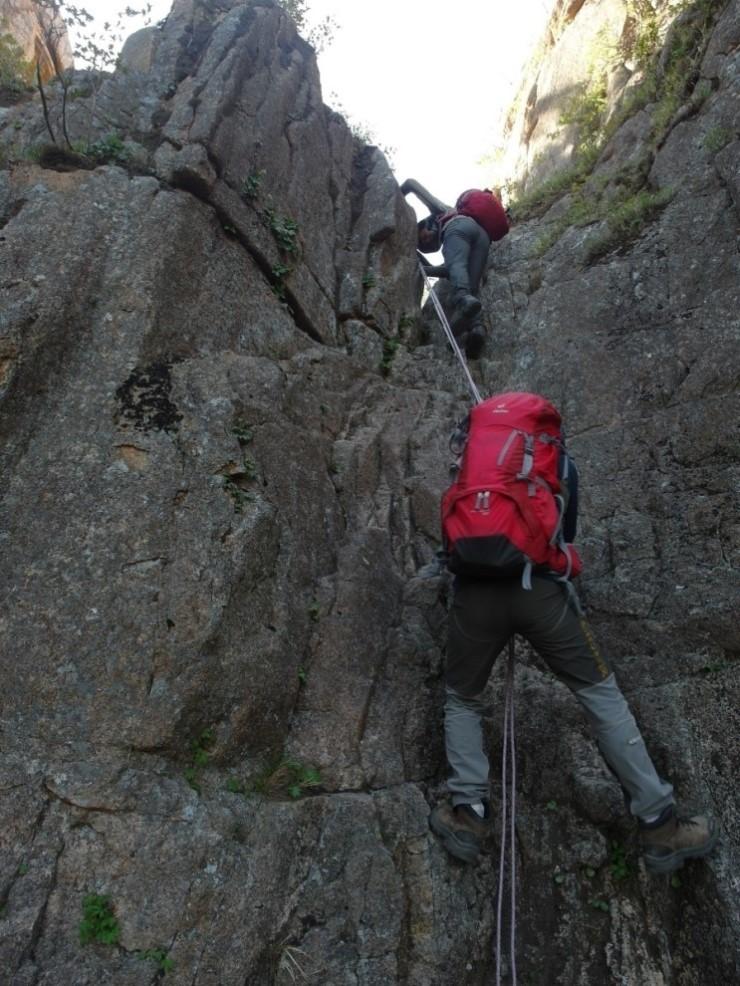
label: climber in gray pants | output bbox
[400,178,489,359]
[430,445,719,877]
[431,575,719,871]
[441,214,491,310]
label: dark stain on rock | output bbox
[116,361,183,433]
[37,144,95,172]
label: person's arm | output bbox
[400,178,451,217]
[417,251,449,278]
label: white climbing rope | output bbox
[418,261,483,405]
[418,263,517,976]
[496,637,518,986]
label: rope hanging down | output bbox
[496,638,518,986]
[419,263,516,976]
[418,261,483,405]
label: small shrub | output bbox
[280,0,337,53]
[238,456,256,481]
[531,224,566,258]
[223,476,257,513]
[86,133,131,165]
[185,727,215,792]
[79,894,120,946]
[622,0,661,64]
[139,947,174,974]
[241,169,265,200]
[191,727,214,767]
[232,420,253,444]
[510,160,592,221]
[271,262,291,300]
[249,758,322,800]
[287,765,321,799]
[609,840,632,881]
[583,186,673,262]
[362,271,376,289]
[648,0,727,139]
[265,208,299,254]
[704,125,733,154]
[0,30,33,94]
[380,337,400,376]
[559,76,608,157]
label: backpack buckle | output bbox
[474,491,491,513]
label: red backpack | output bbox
[441,392,582,582]
[455,188,510,242]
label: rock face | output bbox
[0,0,73,83]
[497,0,702,192]
[0,1,738,984]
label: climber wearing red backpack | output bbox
[400,178,510,360]
[428,392,719,873]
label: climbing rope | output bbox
[419,263,517,976]
[496,637,518,986]
[417,261,483,405]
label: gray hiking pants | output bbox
[444,576,674,821]
[442,215,490,298]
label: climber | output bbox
[400,178,509,360]
[428,391,719,873]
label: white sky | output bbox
[74,0,553,207]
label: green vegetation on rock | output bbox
[139,947,175,974]
[184,727,215,792]
[79,894,120,946]
[509,0,728,263]
[0,28,33,94]
[229,757,322,800]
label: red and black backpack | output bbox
[455,189,510,242]
[441,392,582,583]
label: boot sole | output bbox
[429,812,480,864]
[644,829,719,874]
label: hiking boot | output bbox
[453,292,482,319]
[465,325,486,359]
[429,800,490,863]
[641,806,719,874]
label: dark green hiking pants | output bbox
[444,576,674,820]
